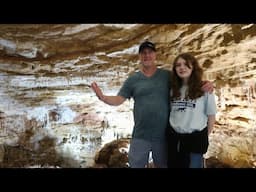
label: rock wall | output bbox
[0,24,255,167]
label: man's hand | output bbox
[91,82,125,106]
[91,82,105,101]
[202,81,214,93]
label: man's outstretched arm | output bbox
[91,82,126,106]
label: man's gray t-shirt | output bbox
[118,68,170,141]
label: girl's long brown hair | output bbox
[171,53,204,100]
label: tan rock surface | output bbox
[0,24,255,167]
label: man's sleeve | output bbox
[117,77,132,99]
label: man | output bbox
[91,41,212,168]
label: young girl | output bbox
[168,53,216,168]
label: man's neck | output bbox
[141,65,157,77]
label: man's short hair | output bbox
[139,41,156,53]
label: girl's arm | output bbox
[207,115,215,135]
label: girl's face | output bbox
[175,57,193,81]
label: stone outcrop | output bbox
[93,138,129,168]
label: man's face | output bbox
[139,48,156,67]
